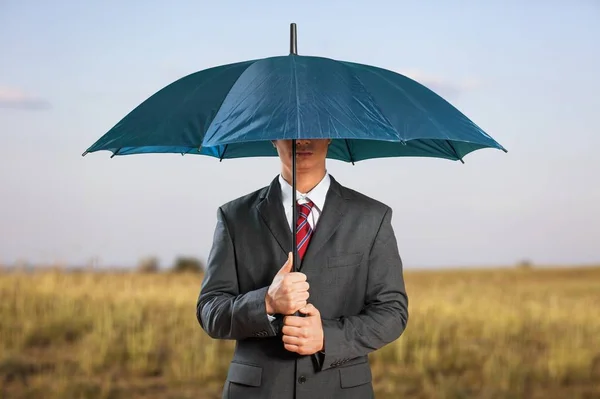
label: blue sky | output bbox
[1,1,599,269]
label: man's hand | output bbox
[282,304,324,355]
[265,252,309,315]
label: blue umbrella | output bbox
[83,23,506,270]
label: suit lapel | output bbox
[256,177,292,256]
[299,176,348,271]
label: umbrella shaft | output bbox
[292,139,298,273]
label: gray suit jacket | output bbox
[196,175,409,399]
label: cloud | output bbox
[0,86,51,110]
[399,70,481,99]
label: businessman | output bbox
[196,138,409,399]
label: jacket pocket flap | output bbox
[328,253,364,268]
[227,362,262,387]
[339,361,372,388]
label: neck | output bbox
[281,166,326,193]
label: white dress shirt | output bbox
[279,172,331,232]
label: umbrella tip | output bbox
[81,150,88,157]
[290,23,297,55]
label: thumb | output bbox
[299,303,319,317]
[278,252,294,274]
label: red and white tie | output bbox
[296,200,314,261]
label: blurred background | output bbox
[1,1,599,398]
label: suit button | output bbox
[298,376,306,384]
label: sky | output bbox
[1,1,599,269]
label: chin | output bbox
[296,159,316,168]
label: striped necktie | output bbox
[296,200,315,261]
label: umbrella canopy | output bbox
[83,45,505,164]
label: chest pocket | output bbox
[327,253,364,268]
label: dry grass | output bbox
[1,265,599,399]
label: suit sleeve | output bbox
[196,207,278,340]
[319,207,409,371]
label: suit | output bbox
[196,174,409,399]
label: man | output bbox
[196,138,409,399]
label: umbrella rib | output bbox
[446,140,465,164]
[344,139,355,165]
[219,145,229,162]
[349,64,454,141]
[341,62,400,141]
[208,67,275,138]
[161,63,255,147]
[110,148,122,158]
[181,147,195,156]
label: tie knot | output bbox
[297,200,314,219]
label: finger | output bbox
[289,300,307,315]
[284,343,299,353]
[292,281,310,291]
[277,252,293,274]
[282,290,307,301]
[283,315,298,326]
[281,325,303,337]
[298,291,310,301]
[296,347,313,356]
[283,316,308,327]
[282,335,305,345]
[299,303,320,317]
[289,291,309,303]
[285,272,307,283]
[280,303,304,316]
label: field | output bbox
[1,265,599,399]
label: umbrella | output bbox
[83,23,506,271]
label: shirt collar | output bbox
[279,172,330,212]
